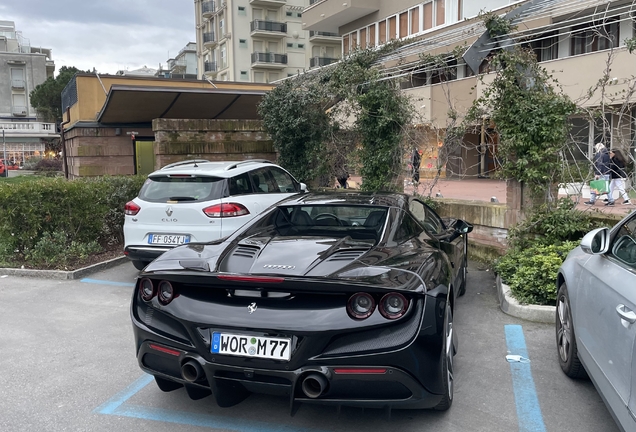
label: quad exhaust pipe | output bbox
[181,359,204,383]
[301,373,328,399]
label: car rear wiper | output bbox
[168,196,197,201]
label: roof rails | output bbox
[224,159,274,171]
[161,159,211,170]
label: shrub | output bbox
[0,175,146,259]
[34,158,62,172]
[495,241,579,306]
[25,231,101,268]
[23,156,43,170]
[508,198,598,249]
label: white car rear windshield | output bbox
[139,176,226,203]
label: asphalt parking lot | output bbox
[0,262,619,432]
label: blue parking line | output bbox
[95,373,329,432]
[80,278,135,287]
[505,325,546,432]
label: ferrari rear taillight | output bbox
[139,278,155,301]
[379,292,409,320]
[157,281,175,305]
[217,275,284,283]
[347,292,376,320]
[125,201,141,216]
[149,343,181,356]
[202,203,250,218]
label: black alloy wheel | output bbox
[556,283,587,379]
[434,302,454,411]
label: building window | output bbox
[287,42,293,48]
[430,59,457,84]
[238,6,246,15]
[571,17,620,55]
[343,34,350,54]
[297,43,304,49]
[297,12,302,18]
[368,24,376,47]
[410,7,420,35]
[240,70,248,80]
[530,31,558,62]
[239,39,247,48]
[423,2,433,30]
[286,11,292,16]
[254,71,265,83]
[399,12,408,38]
[388,16,397,40]
[379,21,386,44]
[220,43,227,69]
[435,0,445,26]
[360,28,367,48]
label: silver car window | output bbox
[611,217,636,269]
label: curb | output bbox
[496,275,556,324]
[0,256,129,280]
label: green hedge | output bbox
[0,176,146,266]
[494,241,579,306]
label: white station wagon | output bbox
[124,159,307,270]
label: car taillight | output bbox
[139,278,155,301]
[125,201,141,216]
[379,292,409,320]
[157,281,175,305]
[203,203,250,218]
[347,292,375,320]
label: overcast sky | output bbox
[1,0,195,75]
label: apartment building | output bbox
[303,0,636,179]
[160,42,198,79]
[0,20,58,164]
[194,0,342,82]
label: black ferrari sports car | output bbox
[131,191,473,413]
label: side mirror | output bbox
[300,183,308,193]
[453,219,473,234]
[580,227,609,255]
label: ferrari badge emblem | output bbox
[248,302,257,314]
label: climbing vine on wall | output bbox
[259,42,414,191]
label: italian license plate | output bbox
[148,234,190,245]
[211,332,291,361]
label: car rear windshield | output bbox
[245,205,389,242]
[138,176,226,203]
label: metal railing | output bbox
[250,20,287,33]
[202,0,216,14]
[203,32,216,44]
[204,61,217,72]
[310,57,339,68]
[309,31,339,38]
[251,52,288,64]
[11,79,25,89]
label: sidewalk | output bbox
[407,177,634,217]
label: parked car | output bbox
[131,191,473,412]
[0,160,5,177]
[1,159,19,170]
[556,209,636,432]
[124,160,307,270]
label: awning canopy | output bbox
[97,85,267,124]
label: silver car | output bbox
[556,210,636,432]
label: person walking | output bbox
[607,149,630,206]
[584,143,611,205]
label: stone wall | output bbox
[152,119,276,168]
[64,126,152,178]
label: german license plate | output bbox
[211,332,291,361]
[148,234,190,245]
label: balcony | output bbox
[168,58,187,72]
[250,20,287,38]
[249,0,285,7]
[204,61,218,74]
[308,30,341,43]
[0,122,59,137]
[310,57,339,68]
[302,0,380,33]
[251,52,288,69]
[11,106,27,117]
[11,79,25,89]
[203,32,217,48]
[202,0,216,17]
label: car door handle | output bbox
[616,305,636,324]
